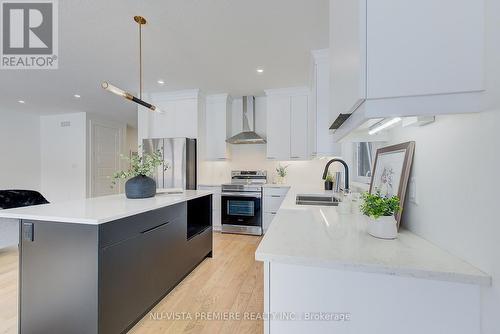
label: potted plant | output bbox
[112,150,167,199]
[275,164,289,184]
[360,191,401,239]
[324,172,334,190]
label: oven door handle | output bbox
[221,192,262,198]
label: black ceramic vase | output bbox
[125,175,156,199]
[324,180,333,191]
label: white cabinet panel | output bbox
[366,0,484,99]
[310,51,341,157]
[139,91,201,142]
[330,0,366,118]
[205,95,230,161]
[268,262,480,334]
[264,196,284,214]
[266,89,310,161]
[263,187,290,197]
[263,213,276,233]
[266,95,291,160]
[262,186,290,233]
[329,0,485,141]
[290,95,308,160]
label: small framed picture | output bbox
[369,141,415,228]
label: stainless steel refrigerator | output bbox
[143,138,197,190]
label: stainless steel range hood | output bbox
[226,96,266,145]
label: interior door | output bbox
[91,122,122,197]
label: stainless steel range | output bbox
[221,171,267,236]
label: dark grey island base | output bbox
[18,195,213,334]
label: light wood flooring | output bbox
[0,233,264,334]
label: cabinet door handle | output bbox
[291,156,301,159]
[270,212,277,215]
[271,195,281,198]
[141,222,169,234]
[267,157,276,160]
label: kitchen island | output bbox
[0,190,213,334]
[256,186,490,334]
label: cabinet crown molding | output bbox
[311,49,329,63]
[145,89,201,102]
[265,87,310,96]
[206,94,229,103]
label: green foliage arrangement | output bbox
[111,149,167,186]
[276,164,289,178]
[325,172,334,182]
[360,191,401,219]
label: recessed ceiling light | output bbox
[157,80,165,85]
[18,100,25,104]
[256,68,264,74]
[74,94,81,98]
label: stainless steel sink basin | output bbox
[296,194,340,206]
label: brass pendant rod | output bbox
[102,16,165,113]
[139,21,143,100]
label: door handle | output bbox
[141,222,170,234]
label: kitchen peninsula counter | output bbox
[255,185,490,334]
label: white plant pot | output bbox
[367,216,398,240]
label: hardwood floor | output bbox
[0,246,17,334]
[0,233,264,334]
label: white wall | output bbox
[0,110,40,248]
[0,110,40,190]
[382,1,500,331]
[387,112,500,334]
[40,112,87,203]
[199,144,340,187]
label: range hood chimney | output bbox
[226,96,266,145]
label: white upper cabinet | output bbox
[137,90,201,143]
[290,95,308,159]
[265,88,310,161]
[310,49,341,157]
[204,94,231,161]
[266,94,291,160]
[330,0,485,141]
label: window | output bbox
[353,142,385,184]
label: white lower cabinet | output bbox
[264,262,480,334]
[263,187,290,232]
[197,185,222,231]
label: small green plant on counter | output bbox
[276,164,289,178]
[360,191,401,219]
[111,149,167,187]
[325,172,334,182]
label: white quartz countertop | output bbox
[255,186,491,286]
[0,190,213,225]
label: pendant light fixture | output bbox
[102,16,163,113]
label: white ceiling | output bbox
[0,0,329,126]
